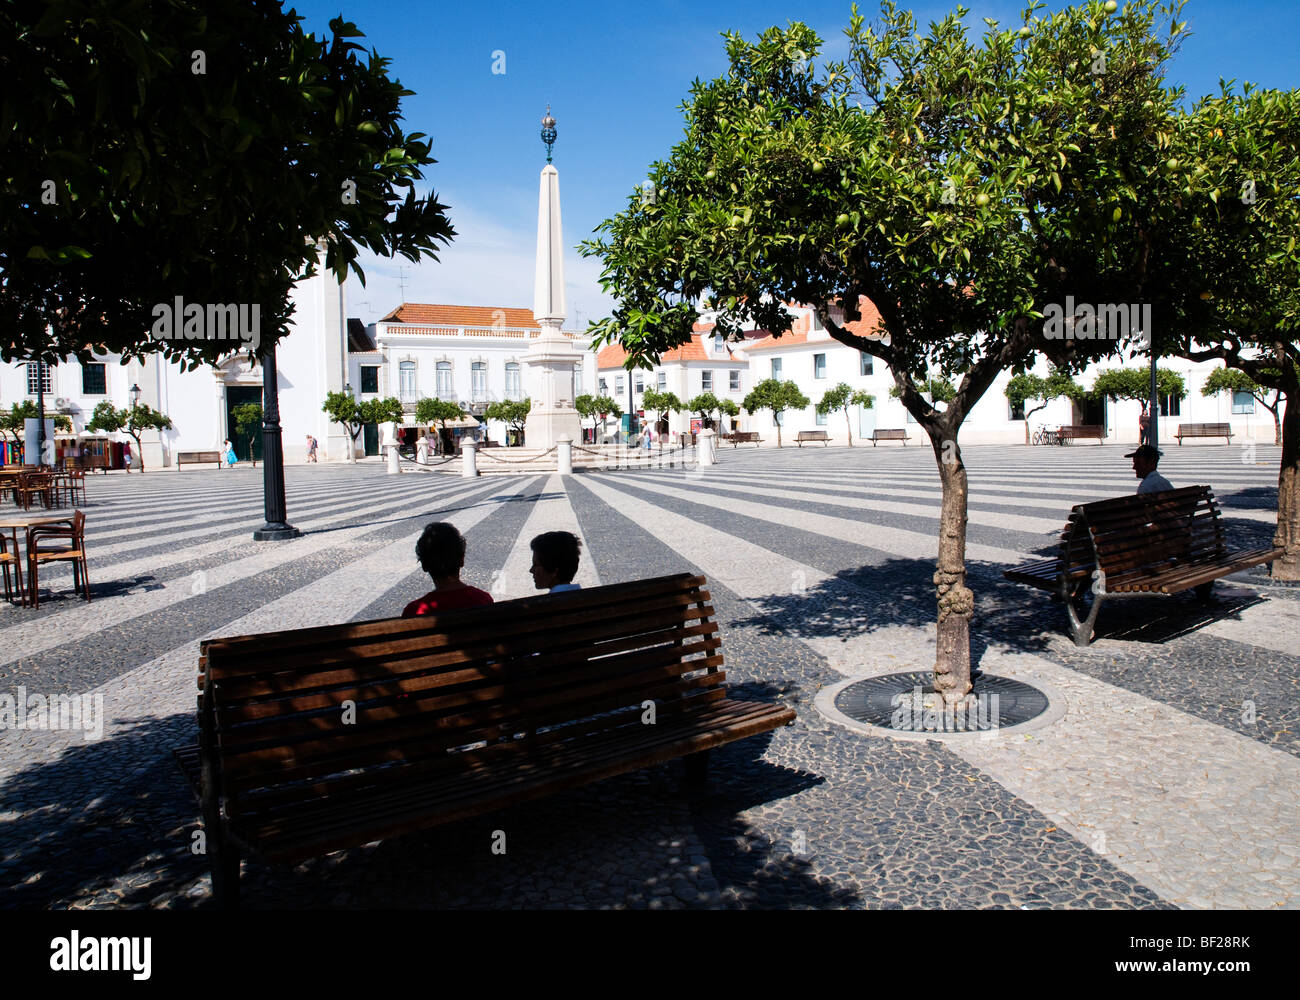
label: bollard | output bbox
[557,435,573,475]
[386,444,400,475]
[699,427,716,467]
[462,440,478,478]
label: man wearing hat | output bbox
[1127,444,1173,494]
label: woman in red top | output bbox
[402,522,494,617]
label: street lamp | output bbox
[345,381,353,398]
[129,383,142,409]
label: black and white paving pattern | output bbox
[1,442,1295,909]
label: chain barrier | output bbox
[476,446,559,465]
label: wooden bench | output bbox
[722,431,761,448]
[796,430,830,447]
[870,429,910,446]
[177,451,223,469]
[1176,422,1234,444]
[173,573,795,907]
[1057,425,1105,443]
[1003,486,1283,646]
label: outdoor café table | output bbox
[0,512,74,607]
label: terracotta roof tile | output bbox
[380,303,541,328]
[745,296,885,351]
[596,335,710,370]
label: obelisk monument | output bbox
[524,106,582,451]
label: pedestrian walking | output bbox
[223,439,236,467]
[306,434,318,462]
[1138,404,1151,447]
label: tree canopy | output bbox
[818,382,874,445]
[1090,366,1186,401]
[2,0,455,366]
[742,378,810,446]
[85,400,172,471]
[580,0,1213,701]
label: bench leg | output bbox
[210,839,242,909]
[684,749,711,787]
[1064,583,1104,647]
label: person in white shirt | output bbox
[529,531,583,593]
[1127,445,1173,494]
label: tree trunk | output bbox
[131,432,144,472]
[844,408,853,446]
[932,435,974,705]
[774,413,782,447]
[1269,401,1282,447]
[1274,388,1300,579]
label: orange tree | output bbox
[1163,85,1300,577]
[581,0,1203,704]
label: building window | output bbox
[503,363,521,400]
[809,310,821,332]
[1232,390,1255,414]
[399,361,417,402]
[701,370,713,392]
[860,353,873,377]
[816,409,828,426]
[771,358,782,379]
[436,361,454,400]
[574,369,582,398]
[360,366,380,394]
[26,362,52,395]
[634,372,643,394]
[615,375,624,397]
[713,333,725,355]
[729,370,740,392]
[814,353,826,379]
[81,362,107,395]
[599,377,608,396]
[1009,399,1026,420]
[657,371,666,391]
[1159,393,1181,417]
[471,362,487,401]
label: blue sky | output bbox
[285,0,1300,328]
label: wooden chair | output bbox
[56,470,85,507]
[27,510,90,609]
[0,533,20,605]
[15,471,55,511]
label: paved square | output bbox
[1,444,1296,909]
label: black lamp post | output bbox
[253,344,300,541]
[129,383,141,409]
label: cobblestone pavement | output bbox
[1,444,1295,909]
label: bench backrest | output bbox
[199,574,723,812]
[1061,425,1103,435]
[873,429,907,438]
[1060,486,1225,578]
[1179,423,1231,433]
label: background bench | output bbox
[1176,422,1234,444]
[175,573,795,907]
[177,451,223,468]
[796,430,829,447]
[1057,425,1105,443]
[1003,485,1283,645]
[870,429,910,446]
[722,431,761,448]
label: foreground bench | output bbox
[796,430,829,447]
[174,573,795,907]
[177,451,223,469]
[1057,425,1105,444]
[870,429,910,446]
[1176,422,1234,444]
[1003,486,1282,645]
[723,431,761,448]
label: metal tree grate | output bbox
[834,671,1049,735]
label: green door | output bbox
[225,386,263,462]
[363,423,379,457]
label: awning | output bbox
[412,416,481,430]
